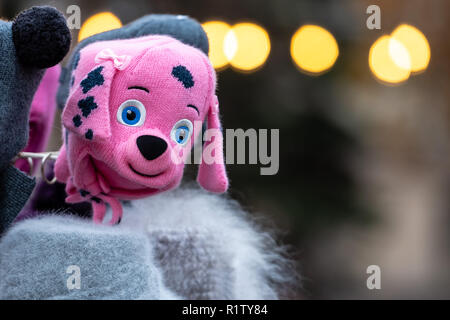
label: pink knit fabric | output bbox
[16,65,60,174]
[55,35,228,224]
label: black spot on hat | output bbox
[171,65,194,88]
[78,96,97,118]
[72,115,82,127]
[79,189,90,197]
[85,129,93,140]
[80,66,104,94]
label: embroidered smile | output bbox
[128,164,163,178]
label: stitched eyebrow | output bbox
[128,86,149,93]
[187,104,199,115]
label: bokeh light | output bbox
[290,25,339,74]
[388,36,411,70]
[391,24,430,73]
[202,21,232,70]
[78,12,122,42]
[224,22,271,72]
[369,35,411,84]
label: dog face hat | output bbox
[55,35,228,224]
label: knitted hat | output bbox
[57,14,209,110]
[55,35,228,224]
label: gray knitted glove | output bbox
[0,215,169,299]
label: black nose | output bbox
[136,135,168,160]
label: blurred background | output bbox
[1,0,448,299]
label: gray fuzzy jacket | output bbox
[0,186,294,299]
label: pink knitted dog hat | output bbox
[55,35,228,224]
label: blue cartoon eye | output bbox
[117,100,146,127]
[175,126,189,143]
[171,119,193,145]
[122,106,140,125]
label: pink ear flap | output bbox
[62,62,116,141]
[197,95,229,193]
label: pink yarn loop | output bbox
[94,48,131,70]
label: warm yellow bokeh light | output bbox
[290,25,339,74]
[78,12,122,42]
[388,37,411,70]
[369,35,411,84]
[202,21,232,70]
[391,24,430,73]
[224,22,271,72]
